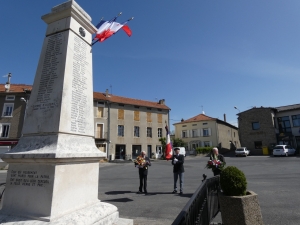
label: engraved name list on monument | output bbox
[34,33,63,112]
[71,35,88,134]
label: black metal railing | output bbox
[172,175,220,225]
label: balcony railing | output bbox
[94,131,107,140]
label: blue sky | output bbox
[1,0,300,130]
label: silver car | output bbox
[235,147,250,157]
[273,145,296,157]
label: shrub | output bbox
[196,147,212,155]
[220,166,247,196]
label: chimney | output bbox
[224,113,226,122]
[5,73,11,92]
[181,118,184,122]
[105,89,110,97]
[158,99,165,105]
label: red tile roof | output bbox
[173,113,216,125]
[93,92,170,110]
[0,84,170,110]
[0,84,32,93]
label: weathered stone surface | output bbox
[219,190,264,225]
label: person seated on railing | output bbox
[209,147,225,176]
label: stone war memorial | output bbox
[0,1,132,224]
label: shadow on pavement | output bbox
[105,191,133,195]
[103,198,133,203]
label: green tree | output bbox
[159,137,167,159]
[172,138,186,147]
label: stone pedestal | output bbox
[0,1,131,224]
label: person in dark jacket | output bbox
[172,148,185,195]
[134,151,151,194]
[209,147,225,176]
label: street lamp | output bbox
[234,106,240,113]
[20,97,28,136]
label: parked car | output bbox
[172,147,186,157]
[235,147,250,157]
[273,145,296,157]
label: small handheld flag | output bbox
[92,13,133,45]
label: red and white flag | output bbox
[94,16,132,42]
[165,125,173,160]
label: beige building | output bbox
[173,114,239,153]
[0,84,170,160]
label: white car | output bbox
[235,147,250,157]
[273,145,296,157]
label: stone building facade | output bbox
[237,107,277,155]
[173,114,240,153]
[237,104,300,154]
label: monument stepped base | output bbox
[0,201,133,224]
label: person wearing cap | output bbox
[172,147,185,195]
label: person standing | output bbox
[134,151,151,194]
[172,147,185,195]
[209,147,225,176]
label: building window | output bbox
[2,103,14,117]
[0,124,10,138]
[192,124,197,126]
[147,127,152,138]
[134,126,140,137]
[292,115,300,127]
[147,112,152,122]
[277,116,291,133]
[118,109,124,120]
[96,143,106,153]
[204,141,211,147]
[234,132,235,137]
[203,128,209,137]
[158,128,162,137]
[118,125,124,137]
[182,130,187,138]
[97,107,103,118]
[182,125,186,127]
[252,122,260,130]
[157,114,162,123]
[203,123,207,125]
[5,95,15,101]
[254,141,262,149]
[134,111,140,121]
[95,124,104,138]
[192,129,197,137]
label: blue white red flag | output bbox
[94,15,132,42]
[165,125,173,160]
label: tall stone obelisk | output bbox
[0,1,130,224]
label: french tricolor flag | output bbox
[165,125,173,160]
[94,16,132,42]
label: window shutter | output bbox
[189,130,192,137]
[200,129,203,136]
[0,124,2,135]
[210,141,212,147]
[208,128,211,136]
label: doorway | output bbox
[147,145,152,158]
[115,145,126,159]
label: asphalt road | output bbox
[0,154,299,225]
